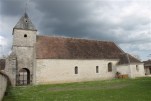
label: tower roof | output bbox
[13,13,37,31]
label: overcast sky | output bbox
[0,0,151,60]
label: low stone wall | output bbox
[0,71,10,101]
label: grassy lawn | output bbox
[3,77,151,101]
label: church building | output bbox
[4,13,145,86]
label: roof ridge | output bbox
[126,53,131,64]
[37,35,114,43]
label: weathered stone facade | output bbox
[0,71,9,101]
[12,29,36,85]
[5,53,17,86]
[0,59,5,70]
[5,13,37,86]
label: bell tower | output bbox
[12,13,37,86]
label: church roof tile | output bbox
[118,53,141,65]
[36,35,141,64]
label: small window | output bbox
[75,66,78,74]
[108,62,112,72]
[136,65,139,72]
[25,19,28,23]
[96,66,99,73]
[24,34,27,37]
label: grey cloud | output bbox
[1,0,150,44]
[0,0,26,16]
[33,0,121,41]
[1,0,151,60]
[33,0,95,37]
[32,0,151,44]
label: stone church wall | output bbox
[12,29,36,85]
[4,55,17,86]
[130,64,145,77]
[144,68,150,75]
[36,59,118,84]
[0,72,8,101]
[116,65,130,75]
[116,64,145,78]
[12,29,36,73]
[13,29,36,47]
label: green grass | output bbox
[3,77,151,101]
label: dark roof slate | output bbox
[13,13,37,31]
[118,53,141,65]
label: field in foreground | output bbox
[3,77,151,101]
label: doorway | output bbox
[17,68,30,86]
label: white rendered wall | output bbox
[36,59,118,84]
[130,64,145,78]
[144,68,150,75]
[117,64,145,78]
[116,65,130,75]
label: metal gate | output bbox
[16,68,30,86]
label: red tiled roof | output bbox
[36,36,124,59]
[128,54,141,63]
[36,35,141,64]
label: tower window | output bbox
[96,66,99,73]
[75,66,78,74]
[25,19,28,23]
[24,34,27,37]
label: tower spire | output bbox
[13,12,37,31]
[25,0,30,13]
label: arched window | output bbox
[108,62,112,72]
[75,66,78,74]
[24,34,27,38]
[136,65,139,72]
[96,66,99,73]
